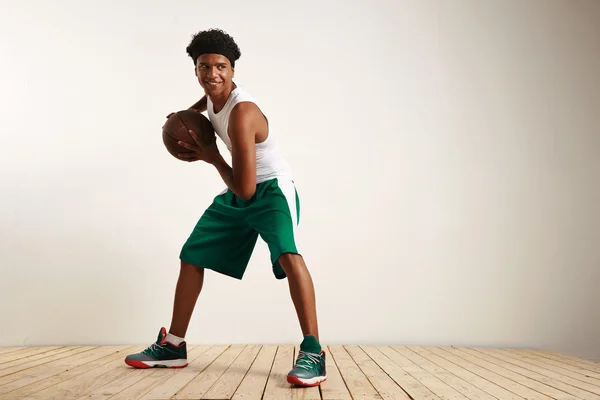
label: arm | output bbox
[189,95,207,112]
[165,96,206,121]
[212,102,258,200]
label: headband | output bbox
[196,48,237,68]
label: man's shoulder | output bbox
[227,101,263,139]
[230,85,258,103]
[230,100,261,121]
[227,86,264,132]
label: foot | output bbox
[125,327,188,368]
[287,349,327,387]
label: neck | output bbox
[209,82,236,113]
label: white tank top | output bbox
[206,85,294,183]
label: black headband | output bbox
[196,48,237,68]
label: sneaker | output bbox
[287,349,327,387]
[124,327,188,368]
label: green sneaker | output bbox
[125,327,187,368]
[287,348,327,387]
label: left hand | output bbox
[177,130,221,164]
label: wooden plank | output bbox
[538,350,600,368]
[0,346,134,398]
[509,350,600,380]
[378,346,469,400]
[0,346,99,395]
[201,344,262,400]
[490,349,600,395]
[380,346,469,400]
[4,345,598,400]
[79,369,154,400]
[0,346,64,364]
[117,345,227,400]
[231,344,277,400]
[0,346,79,373]
[81,345,206,400]
[328,345,381,400]
[407,346,524,399]
[442,347,580,400]
[525,350,600,373]
[320,345,352,400]
[172,344,246,399]
[23,346,151,399]
[427,346,553,400]
[391,346,496,400]
[360,346,440,400]
[344,345,410,399]
[262,345,295,400]
[469,348,600,400]
[0,347,25,356]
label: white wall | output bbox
[1,0,599,361]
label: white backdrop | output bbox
[1,0,599,361]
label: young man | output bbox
[124,29,326,387]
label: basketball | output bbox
[162,110,215,161]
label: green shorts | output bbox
[179,178,300,280]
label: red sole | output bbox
[286,375,327,387]
[125,359,188,369]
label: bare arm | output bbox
[189,95,207,112]
[212,102,258,200]
[166,96,207,120]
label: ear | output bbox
[231,67,235,78]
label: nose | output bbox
[206,66,218,78]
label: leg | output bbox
[169,260,205,338]
[243,179,326,386]
[279,253,327,387]
[124,260,201,369]
[125,190,253,369]
[278,253,319,341]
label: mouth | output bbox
[205,81,222,87]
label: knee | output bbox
[180,260,204,275]
[277,253,305,275]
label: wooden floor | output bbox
[0,345,599,400]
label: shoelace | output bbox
[143,342,165,357]
[294,350,321,370]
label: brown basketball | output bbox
[162,110,215,161]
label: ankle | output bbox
[300,335,321,353]
[166,332,185,346]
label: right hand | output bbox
[177,129,220,164]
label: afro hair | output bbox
[186,28,242,67]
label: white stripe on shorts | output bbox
[276,178,300,249]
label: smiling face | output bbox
[195,54,235,98]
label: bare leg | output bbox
[168,260,204,338]
[278,253,319,342]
